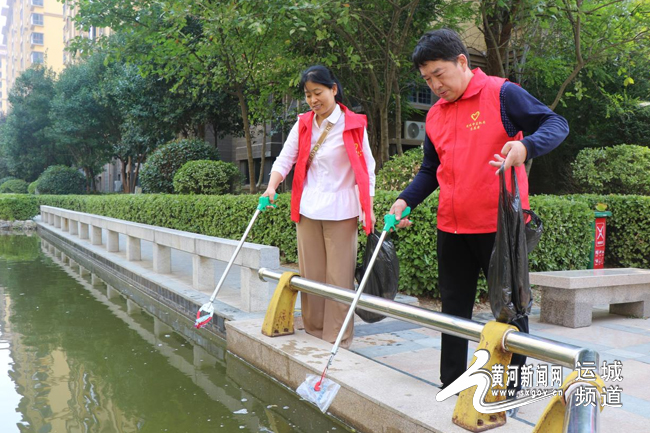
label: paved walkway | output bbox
[340,305,650,430]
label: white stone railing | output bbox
[40,205,280,312]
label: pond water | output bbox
[0,234,353,433]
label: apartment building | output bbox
[0,47,8,113]
[62,1,110,64]
[2,0,65,96]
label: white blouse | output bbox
[271,104,376,221]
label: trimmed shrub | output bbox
[567,194,650,268]
[0,195,39,220]
[173,160,242,195]
[0,179,29,194]
[140,139,220,193]
[36,166,86,195]
[28,181,38,195]
[0,176,16,187]
[36,191,596,297]
[572,144,650,195]
[376,147,424,191]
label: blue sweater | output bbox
[398,81,569,209]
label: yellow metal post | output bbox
[261,271,299,337]
[453,321,518,432]
[532,370,605,433]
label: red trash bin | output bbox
[589,210,612,269]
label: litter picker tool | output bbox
[297,207,411,412]
[195,195,276,329]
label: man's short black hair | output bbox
[412,29,471,69]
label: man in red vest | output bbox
[390,29,569,397]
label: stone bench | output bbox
[530,268,650,328]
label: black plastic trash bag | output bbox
[523,209,543,252]
[354,230,399,323]
[488,167,533,323]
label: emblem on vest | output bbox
[466,111,486,131]
[354,142,363,157]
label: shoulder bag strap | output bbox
[305,121,334,171]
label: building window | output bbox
[408,85,433,106]
[31,33,44,45]
[31,0,44,6]
[31,52,44,63]
[31,13,44,26]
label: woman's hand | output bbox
[261,186,277,204]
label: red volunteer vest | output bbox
[291,103,373,235]
[426,68,530,234]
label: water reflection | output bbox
[0,235,351,433]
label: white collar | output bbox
[313,104,342,128]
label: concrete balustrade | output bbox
[40,205,280,312]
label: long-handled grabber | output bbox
[296,207,411,412]
[195,194,276,329]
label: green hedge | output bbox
[376,147,423,191]
[566,194,650,268]
[0,179,29,194]
[173,160,242,195]
[27,191,601,297]
[571,145,650,195]
[36,165,86,195]
[0,195,40,220]
[140,139,220,193]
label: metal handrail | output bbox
[258,268,601,433]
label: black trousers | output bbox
[437,229,529,392]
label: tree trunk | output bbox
[134,156,144,193]
[379,105,390,167]
[235,86,256,193]
[83,167,90,192]
[119,158,128,194]
[257,121,267,187]
[394,76,403,157]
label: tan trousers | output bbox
[296,215,358,349]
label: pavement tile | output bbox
[351,333,407,350]
[603,359,650,401]
[540,324,650,349]
[635,355,650,365]
[376,347,443,386]
[603,348,646,360]
[619,342,650,356]
[353,320,422,337]
[600,323,650,337]
[389,329,434,341]
[351,340,428,358]
[620,393,650,419]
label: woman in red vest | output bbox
[262,65,376,348]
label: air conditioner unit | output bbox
[404,121,426,141]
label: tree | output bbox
[99,61,174,194]
[291,0,466,165]
[50,53,117,191]
[1,66,67,181]
[71,0,301,193]
[477,0,649,110]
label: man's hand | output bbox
[389,199,412,229]
[489,141,527,174]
